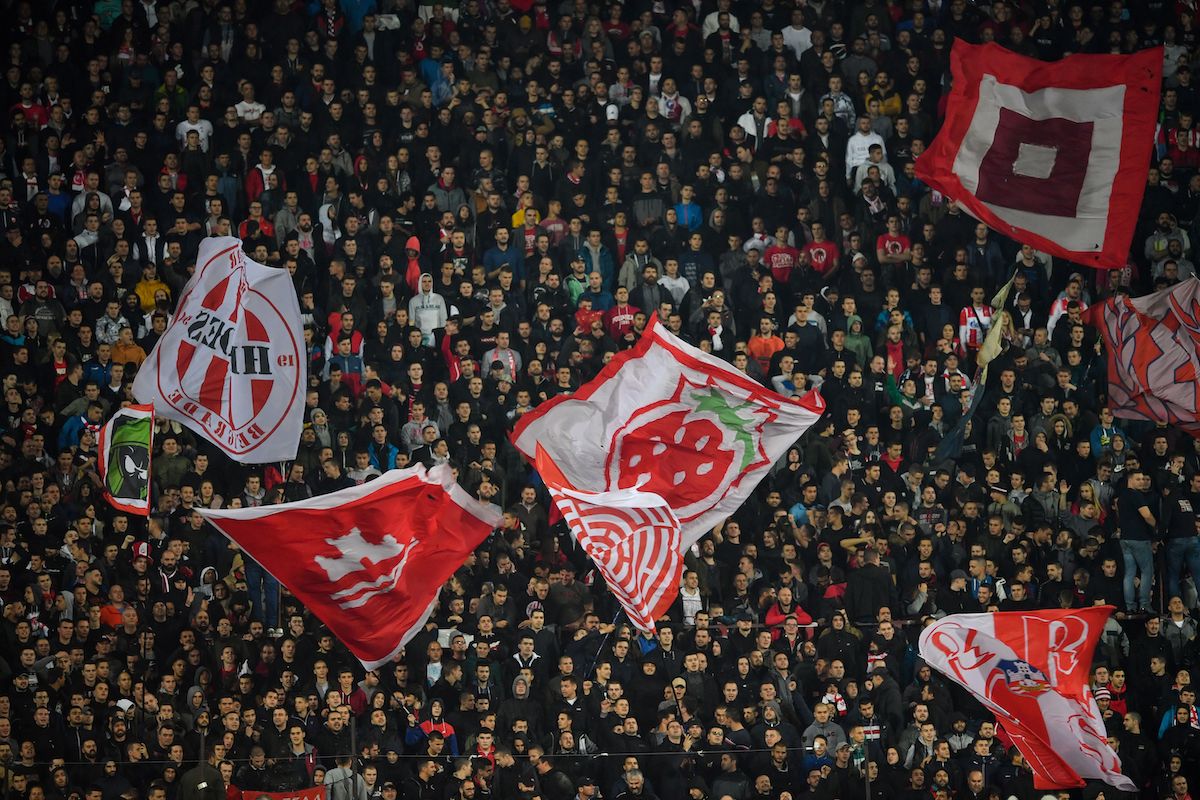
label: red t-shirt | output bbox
[803,240,841,276]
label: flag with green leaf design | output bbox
[512,317,825,546]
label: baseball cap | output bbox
[132,541,153,563]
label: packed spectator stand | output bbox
[0,0,1198,799]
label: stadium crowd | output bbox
[1,0,1200,799]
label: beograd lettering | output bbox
[182,309,272,375]
[166,388,268,447]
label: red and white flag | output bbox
[918,607,1133,791]
[134,237,304,462]
[1088,278,1200,434]
[200,465,501,668]
[915,42,1160,268]
[536,445,681,634]
[512,316,824,546]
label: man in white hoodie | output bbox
[845,115,887,180]
[408,273,447,346]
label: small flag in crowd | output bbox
[512,316,824,546]
[935,269,1018,461]
[97,404,154,515]
[916,41,1160,268]
[134,236,305,463]
[200,465,501,669]
[536,445,682,634]
[1088,277,1200,435]
[919,607,1133,791]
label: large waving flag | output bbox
[919,608,1133,792]
[536,445,682,634]
[200,465,501,668]
[512,316,824,546]
[1088,278,1200,435]
[97,404,154,515]
[134,237,304,462]
[916,41,1160,268]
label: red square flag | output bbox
[915,42,1160,268]
[201,465,501,668]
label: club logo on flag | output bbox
[315,528,414,609]
[607,377,776,526]
[919,608,1134,791]
[135,238,304,462]
[200,464,501,668]
[915,42,1160,268]
[994,659,1052,696]
[513,316,824,546]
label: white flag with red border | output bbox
[512,316,824,546]
[915,41,1160,268]
[918,607,1133,791]
[536,445,682,634]
[134,237,304,462]
[200,465,501,668]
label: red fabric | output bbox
[1087,280,1200,434]
[914,41,1161,269]
[405,236,422,295]
[200,466,501,668]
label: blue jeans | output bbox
[1121,539,1155,611]
[1166,537,1200,602]
[245,561,279,627]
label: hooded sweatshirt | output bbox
[408,273,448,344]
[845,314,873,367]
[404,236,422,295]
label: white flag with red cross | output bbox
[133,237,304,462]
[512,316,825,546]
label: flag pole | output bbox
[585,607,625,679]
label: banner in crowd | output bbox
[97,404,154,515]
[200,465,501,668]
[915,41,1160,268]
[536,445,682,634]
[513,316,824,546]
[1087,277,1200,434]
[918,607,1133,791]
[134,237,304,463]
[240,788,326,800]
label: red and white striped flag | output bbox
[537,445,682,634]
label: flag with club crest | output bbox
[919,607,1133,791]
[134,237,304,462]
[512,316,825,547]
[200,465,501,668]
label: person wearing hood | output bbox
[178,743,224,800]
[408,273,447,347]
[844,314,873,367]
[404,235,423,295]
[498,676,542,742]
